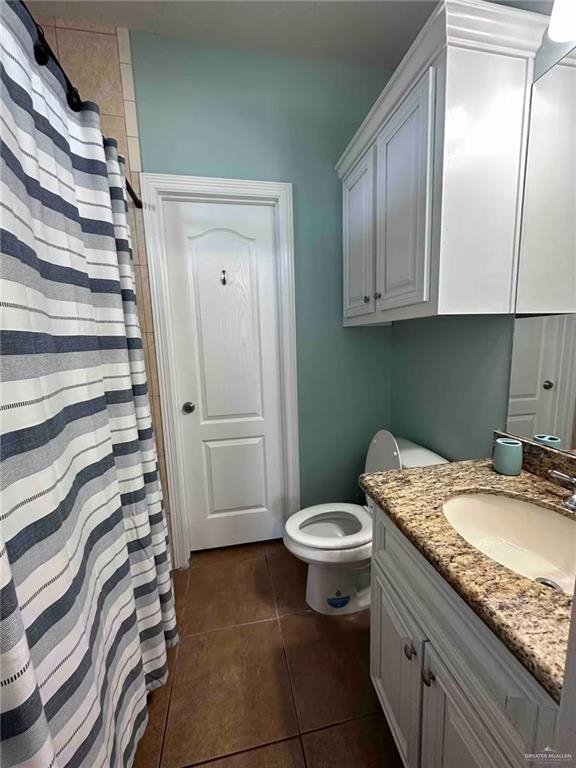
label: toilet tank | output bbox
[365,430,447,474]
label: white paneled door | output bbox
[507,314,576,446]
[163,197,288,550]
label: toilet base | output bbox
[305,561,371,615]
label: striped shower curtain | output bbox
[1,2,177,766]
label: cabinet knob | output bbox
[543,380,554,390]
[403,643,416,661]
[374,292,382,300]
[422,669,436,687]
[363,295,370,304]
[182,401,196,414]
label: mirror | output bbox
[506,37,576,453]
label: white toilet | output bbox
[283,430,447,615]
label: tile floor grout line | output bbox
[180,614,280,641]
[299,710,383,737]
[177,734,302,768]
[299,734,309,768]
[276,614,305,738]
[187,554,265,572]
[156,642,180,768]
[264,549,280,619]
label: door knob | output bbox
[363,296,370,304]
[182,401,196,414]
[374,291,382,300]
[543,380,554,390]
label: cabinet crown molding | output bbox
[446,0,548,57]
[336,0,548,180]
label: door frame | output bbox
[141,174,300,568]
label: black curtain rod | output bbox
[19,0,143,209]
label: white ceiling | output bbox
[27,0,553,70]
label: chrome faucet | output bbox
[547,470,576,512]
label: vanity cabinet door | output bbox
[375,68,435,313]
[371,565,426,768]
[421,645,512,768]
[342,147,376,318]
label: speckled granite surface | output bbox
[360,459,574,702]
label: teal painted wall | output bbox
[131,34,394,506]
[390,315,515,460]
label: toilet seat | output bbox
[284,503,372,550]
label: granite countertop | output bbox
[360,459,574,703]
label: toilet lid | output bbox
[285,503,372,550]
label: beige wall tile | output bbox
[130,172,141,194]
[117,27,131,65]
[134,207,148,266]
[139,265,154,332]
[55,17,116,35]
[142,332,155,399]
[158,456,168,499]
[35,15,55,27]
[100,114,128,162]
[133,265,146,333]
[42,26,58,56]
[124,99,139,138]
[56,28,123,115]
[142,326,152,372]
[151,396,165,457]
[120,62,136,101]
[127,204,139,263]
[127,136,141,172]
[146,333,161,401]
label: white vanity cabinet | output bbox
[372,568,512,768]
[337,0,548,325]
[370,503,559,768]
[371,568,425,767]
[420,646,510,768]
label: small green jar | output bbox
[493,437,523,476]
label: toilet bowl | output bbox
[283,430,447,615]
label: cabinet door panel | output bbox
[376,68,435,312]
[421,645,512,768]
[371,566,426,768]
[343,147,376,317]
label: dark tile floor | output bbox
[133,541,402,768]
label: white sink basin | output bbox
[443,493,576,595]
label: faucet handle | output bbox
[548,469,576,488]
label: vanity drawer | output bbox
[371,507,558,763]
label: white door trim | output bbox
[141,174,300,568]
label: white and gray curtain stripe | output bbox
[0,2,178,766]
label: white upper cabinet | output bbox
[343,147,376,316]
[337,0,548,325]
[375,69,434,313]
